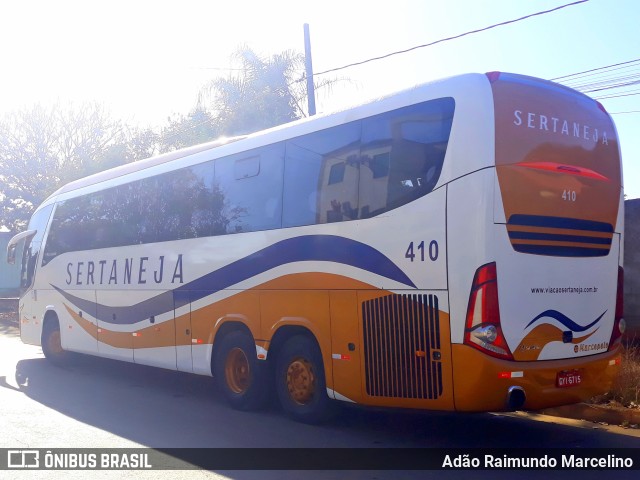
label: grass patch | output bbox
[594,342,640,409]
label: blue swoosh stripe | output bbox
[512,244,609,257]
[508,231,612,245]
[54,235,415,325]
[508,214,614,233]
[525,309,606,332]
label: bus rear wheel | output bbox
[42,317,69,366]
[275,335,333,424]
[213,330,270,411]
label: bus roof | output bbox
[45,72,494,203]
[46,135,246,201]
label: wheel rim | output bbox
[286,357,315,405]
[225,347,250,394]
[48,330,63,355]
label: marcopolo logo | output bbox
[574,342,609,354]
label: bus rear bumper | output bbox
[451,344,621,412]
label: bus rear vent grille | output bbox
[362,294,442,400]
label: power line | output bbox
[188,67,245,72]
[314,0,590,77]
[597,87,640,98]
[555,63,640,87]
[609,110,640,115]
[594,91,640,100]
[550,57,640,110]
[583,79,640,94]
[561,70,640,89]
[551,58,640,81]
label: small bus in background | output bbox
[7,72,624,423]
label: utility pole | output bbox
[303,23,316,116]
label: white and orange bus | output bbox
[7,72,625,423]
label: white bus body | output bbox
[8,72,624,421]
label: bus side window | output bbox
[215,142,285,234]
[359,98,455,217]
[283,122,361,227]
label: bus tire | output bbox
[275,335,334,424]
[41,316,69,366]
[213,330,270,411]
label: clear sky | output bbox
[1,0,638,198]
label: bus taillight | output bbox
[609,266,625,350]
[464,262,514,361]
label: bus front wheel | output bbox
[275,335,333,424]
[41,316,69,366]
[213,330,270,411]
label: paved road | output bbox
[0,318,639,480]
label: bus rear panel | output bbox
[449,72,623,411]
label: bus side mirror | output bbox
[7,243,17,265]
[6,229,36,265]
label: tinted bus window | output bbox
[215,143,285,234]
[43,195,99,263]
[140,166,215,242]
[96,182,142,247]
[359,97,454,217]
[43,98,454,262]
[283,122,361,227]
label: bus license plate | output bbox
[556,370,582,388]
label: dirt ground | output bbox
[0,300,18,337]
[0,299,18,337]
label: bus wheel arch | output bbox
[271,327,334,424]
[212,323,270,411]
[41,311,69,366]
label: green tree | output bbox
[0,47,343,231]
[0,103,126,231]
[199,46,308,136]
[125,126,160,161]
[56,103,125,182]
[159,107,218,153]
